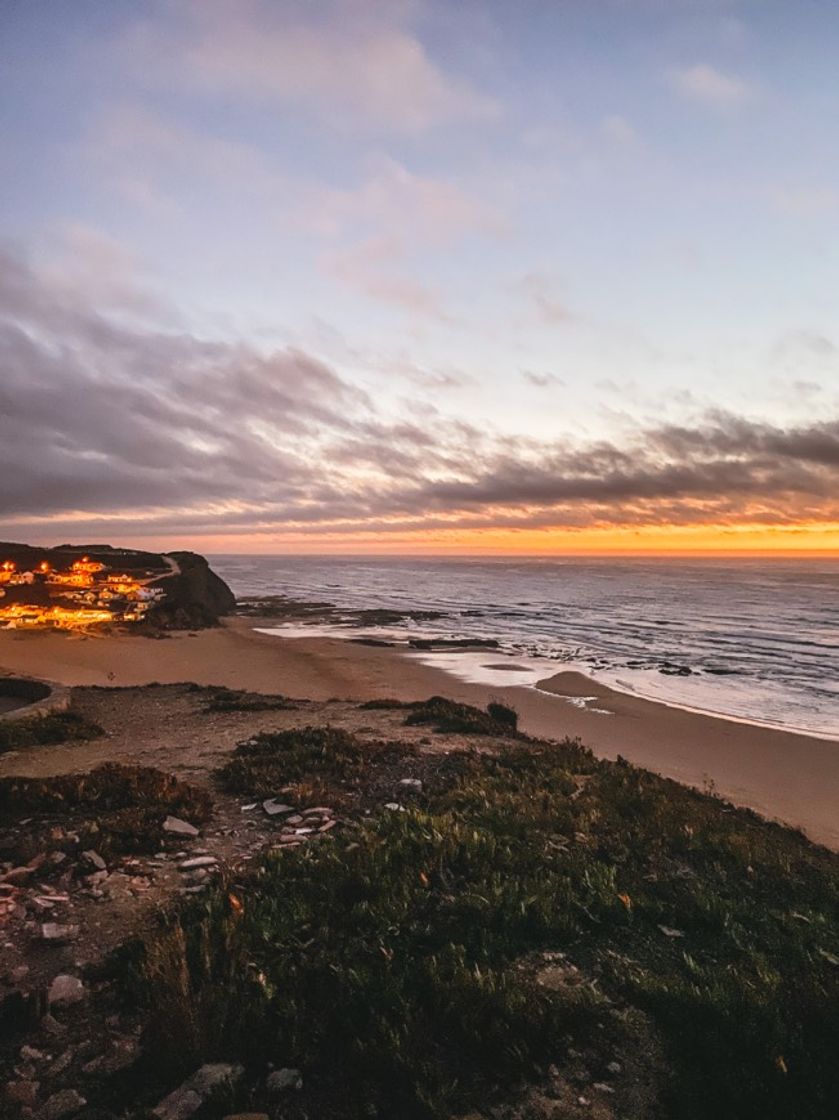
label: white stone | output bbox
[48,975,86,1007]
[163,816,200,837]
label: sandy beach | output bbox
[1,617,837,850]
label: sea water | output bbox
[211,555,839,740]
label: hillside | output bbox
[0,687,836,1120]
[0,543,235,631]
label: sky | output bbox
[1,0,838,555]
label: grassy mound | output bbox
[201,686,299,713]
[135,734,839,1119]
[216,725,413,808]
[360,695,520,736]
[0,709,103,753]
[0,763,212,857]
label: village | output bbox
[0,556,165,629]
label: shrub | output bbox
[216,725,412,805]
[0,710,103,753]
[0,763,213,856]
[201,686,298,713]
[404,696,521,737]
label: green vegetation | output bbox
[201,686,299,713]
[0,763,212,856]
[216,725,412,808]
[360,695,520,736]
[132,716,839,1120]
[0,709,103,753]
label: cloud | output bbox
[86,108,502,316]
[771,329,837,365]
[522,371,565,389]
[669,64,754,106]
[34,224,172,324]
[301,155,504,244]
[323,235,443,315]
[519,273,574,325]
[1,243,838,542]
[123,0,497,133]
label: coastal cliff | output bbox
[147,551,237,630]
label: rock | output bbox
[262,800,294,816]
[147,550,236,630]
[266,1067,303,1094]
[46,1048,74,1078]
[285,815,304,826]
[48,975,86,1007]
[606,1061,622,1075]
[2,865,35,886]
[398,778,423,793]
[178,856,218,871]
[658,925,685,939]
[38,1089,87,1120]
[40,923,79,943]
[384,803,405,812]
[164,816,200,837]
[153,1088,201,1120]
[7,1079,39,1108]
[153,1062,243,1120]
[593,1082,615,1094]
[81,850,107,871]
[95,1037,139,1074]
[408,637,498,650]
[41,1013,67,1036]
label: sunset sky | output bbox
[2,0,838,554]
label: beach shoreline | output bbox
[1,616,837,850]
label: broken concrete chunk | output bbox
[262,799,294,816]
[178,856,218,871]
[163,816,200,837]
[81,850,107,871]
[40,923,79,944]
[48,975,86,1007]
[2,865,34,886]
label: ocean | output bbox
[210,555,839,740]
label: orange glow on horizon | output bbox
[56,520,839,558]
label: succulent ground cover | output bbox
[126,702,839,1120]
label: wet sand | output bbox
[0,618,837,849]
